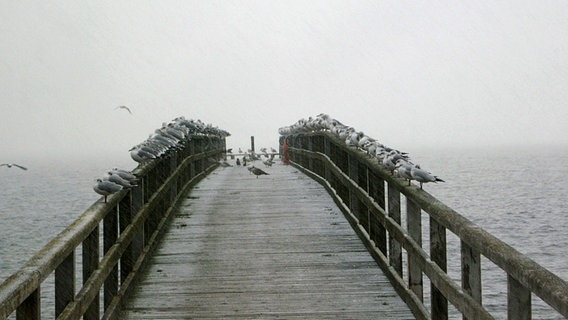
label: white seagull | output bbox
[93,178,123,202]
[410,166,445,189]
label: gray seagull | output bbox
[115,105,132,114]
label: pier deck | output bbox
[119,161,414,319]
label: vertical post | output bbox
[55,251,75,317]
[104,207,118,310]
[508,275,531,320]
[250,136,255,153]
[407,198,423,301]
[83,225,100,320]
[461,240,481,320]
[347,154,360,222]
[119,194,134,284]
[17,287,40,320]
[430,218,448,319]
[323,136,331,181]
[369,172,386,254]
[307,136,314,171]
[189,139,196,179]
[387,184,402,276]
[170,154,178,203]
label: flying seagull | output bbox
[115,105,132,114]
[0,163,27,170]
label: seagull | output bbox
[394,160,414,186]
[104,172,137,188]
[262,158,274,167]
[115,105,132,114]
[93,178,123,203]
[0,163,27,170]
[410,165,445,189]
[110,168,139,184]
[250,166,269,178]
[219,160,233,167]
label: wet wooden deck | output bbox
[119,160,414,319]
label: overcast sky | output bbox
[1,1,567,163]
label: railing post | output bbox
[323,136,331,181]
[461,240,481,320]
[307,135,314,170]
[508,275,531,320]
[347,154,361,222]
[430,217,448,319]
[104,206,119,310]
[55,251,75,317]
[369,171,386,255]
[387,184,403,276]
[83,225,100,320]
[17,287,40,320]
[407,198,423,301]
[119,193,134,284]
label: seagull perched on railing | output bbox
[110,168,139,184]
[410,165,444,189]
[104,172,137,188]
[0,163,27,170]
[93,178,122,203]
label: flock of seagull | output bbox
[93,115,230,202]
[279,113,444,189]
[223,147,276,178]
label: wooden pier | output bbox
[1,128,568,320]
[119,162,413,319]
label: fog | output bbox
[1,1,567,164]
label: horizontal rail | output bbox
[284,131,568,319]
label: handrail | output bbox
[0,134,226,320]
[283,131,568,320]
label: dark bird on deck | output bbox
[250,166,269,178]
[115,105,132,114]
[1,163,27,170]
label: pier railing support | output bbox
[283,131,568,320]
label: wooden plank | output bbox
[119,162,414,319]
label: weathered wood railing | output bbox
[0,135,226,320]
[281,131,568,320]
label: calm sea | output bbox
[1,146,566,319]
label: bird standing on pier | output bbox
[104,172,137,188]
[410,165,444,189]
[250,166,269,178]
[93,178,123,203]
[394,160,414,186]
[0,163,27,170]
[111,168,139,184]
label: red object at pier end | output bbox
[283,139,290,165]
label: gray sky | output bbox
[1,1,567,163]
